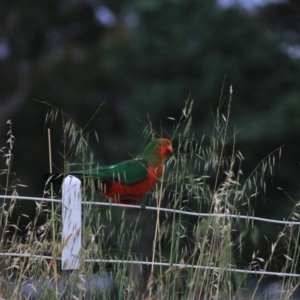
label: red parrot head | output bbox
[157,138,173,160]
[141,138,173,167]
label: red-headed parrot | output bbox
[45,138,173,205]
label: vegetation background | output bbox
[1,0,300,290]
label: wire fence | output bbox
[0,176,299,278]
[2,195,300,225]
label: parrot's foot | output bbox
[139,203,146,210]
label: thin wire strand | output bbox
[1,194,300,279]
[0,252,298,278]
[0,195,299,225]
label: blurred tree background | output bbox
[1,0,300,265]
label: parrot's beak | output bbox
[167,144,173,154]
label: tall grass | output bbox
[0,93,300,299]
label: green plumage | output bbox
[44,139,171,186]
[69,139,165,185]
[69,158,148,185]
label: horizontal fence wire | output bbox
[0,252,299,278]
[1,195,300,225]
[1,194,300,278]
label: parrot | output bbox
[45,138,173,205]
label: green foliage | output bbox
[256,0,300,45]
[105,0,300,147]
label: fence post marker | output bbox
[62,175,82,270]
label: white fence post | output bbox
[62,175,82,270]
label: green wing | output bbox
[69,158,148,185]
